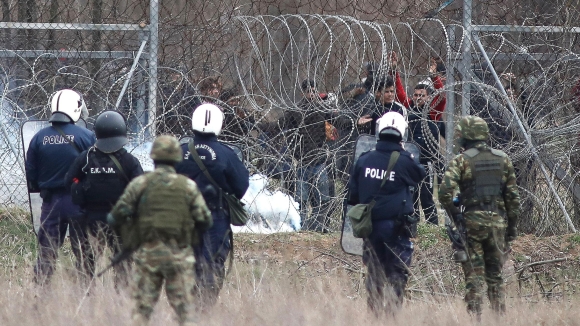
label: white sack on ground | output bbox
[233,174,300,233]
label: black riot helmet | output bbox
[94,110,128,153]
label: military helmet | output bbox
[94,110,128,153]
[456,115,489,141]
[150,135,183,163]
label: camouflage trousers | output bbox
[461,224,506,317]
[132,240,197,326]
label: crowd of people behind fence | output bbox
[156,52,454,233]
[23,50,523,324]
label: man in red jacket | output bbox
[389,52,447,121]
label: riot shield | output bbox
[179,136,244,162]
[403,141,421,164]
[21,119,87,233]
[340,135,421,256]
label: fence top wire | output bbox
[2,0,580,234]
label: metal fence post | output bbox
[148,0,159,140]
[473,34,577,233]
[445,25,456,159]
[461,0,473,117]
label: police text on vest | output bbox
[365,168,395,180]
[42,134,75,145]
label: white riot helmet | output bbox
[377,111,408,142]
[191,103,224,136]
[49,89,86,123]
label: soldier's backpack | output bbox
[136,172,196,246]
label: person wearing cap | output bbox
[25,89,96,285]
[347,111,425,316]
[65,110,143,284]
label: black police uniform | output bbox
[407,111,444,224]
[65,147,143,279]
[174,131,249,306]
[25,121,96,283]
[347,139,425,314]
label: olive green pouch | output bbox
[346,151,400,238]
[347,201,376,238]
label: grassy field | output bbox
[1,208,580,325]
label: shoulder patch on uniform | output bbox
[463,148,479,158]
[490,148,507,157]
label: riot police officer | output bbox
[439,116,520,318]
[347,111,425,316]
[25,89,96,284]
[65,110,143,282]
[175,103,249,308]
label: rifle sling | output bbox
[187,140,224,195]
[368,151,400,205]
[107,153,130,183]
[53,124,81,153]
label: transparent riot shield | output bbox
[179,136,244,162]
[340,135,421,256]
[21,119,87,234]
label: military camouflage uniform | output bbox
[109,135,212,326]
[439,116,520,317]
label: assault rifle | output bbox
[445,194,468,262]
[96,248,134,277]
[97,214,140,277]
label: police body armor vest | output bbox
[461,147,505,214]
[82,150,127,208]
[136,172,194,247]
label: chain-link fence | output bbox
[2,0,580,234]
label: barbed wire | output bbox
[1,1,580,234]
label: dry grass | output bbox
[2,209,580,325]
[2,263,580,326]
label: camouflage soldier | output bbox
[438,116,520,318]
[108,135,212,326]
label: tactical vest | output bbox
[136,172,194,247]
[81,149,127,208]
[461,147,506,214]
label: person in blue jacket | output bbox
[25,89,96,285]
[347,111,425,316]
[175,103,249,309]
